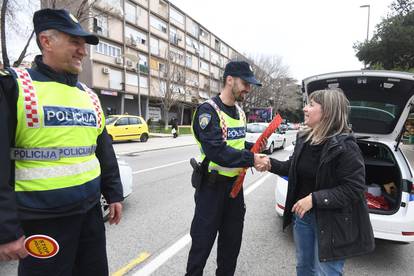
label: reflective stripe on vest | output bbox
[192,100,246,177]
[10,145,97,160]
[12,68,105,203]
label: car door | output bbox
[114,117,131,140]
[128,117,143,139]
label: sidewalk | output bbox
[112,134,196,155]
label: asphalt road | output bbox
[2,136,414,275]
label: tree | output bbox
[354,0,414,71]
[241,54,301,121]
[152,51,186,130]
[1,0,116,68]
[1,0,37,68]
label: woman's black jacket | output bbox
[270,133,375,261]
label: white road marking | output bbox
[132,173,273,276]
[133,160,188,174]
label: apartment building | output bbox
[68,0,245,124]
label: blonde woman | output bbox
[269,89,374,275]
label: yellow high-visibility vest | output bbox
[11,67,105,209]
[193,99,246,177]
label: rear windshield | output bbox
[247,124,266,133]
[306,76,414,134]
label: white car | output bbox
[246,123,286,153]
[275,70,414,243]
[101,158,133,220]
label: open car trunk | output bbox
[358,140,402,214]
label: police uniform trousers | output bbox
[18,203,108,276]
[186,174,246,276]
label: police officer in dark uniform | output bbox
[0,9,123,275]
[186,61,270,276]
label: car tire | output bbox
[140,133,149,142]
[100,195,110,222]
[267,142,274,154]
[280,139,286,149]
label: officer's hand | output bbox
[0,236,28,261]
[108,202,123,225]
[254,154,271,172]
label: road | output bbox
[1,133,414,275]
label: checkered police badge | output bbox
[199,113,211,129]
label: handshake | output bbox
[253,154,271,172]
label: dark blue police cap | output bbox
[223,61,262,86]
[33,9,99,45]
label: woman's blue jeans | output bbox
[293,211,345,276]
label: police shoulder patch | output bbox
[0,69,10,77]
[199,113,211,130]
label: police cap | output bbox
[33,9,99,45]
[223,61,262,86]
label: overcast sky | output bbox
[170,0,394,82]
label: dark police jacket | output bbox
[193,95,254,169]
[0,56,123,244]
[270,133,375,261]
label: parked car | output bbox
[106,115,149,142]
[275,70,414,243]
[246,122,286,153]
[101,157,133,220]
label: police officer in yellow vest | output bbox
[186,61,270,276]
[0,9,123,275]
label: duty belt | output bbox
[10,145,97,161]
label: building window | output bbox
[150,15,167,33]
[125,2,136,23]
[138,54,148,73]
[220,43,228,57]
[95,41,121,57]
[169,26,182,45]
[126,73,138,86]
[186,36,199,53]
[186,54,192,67]
[170,47,184,62]
[200,61,209,71]
[140,76,148,88]
[170,7,184,25]
[190,23,199,38]
[109,69,122,90]
[125,26,147,46]
[200,28,209,40]
[93,14,108,36]
[159,62,166,73]
[150,37,160,55]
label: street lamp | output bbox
[124,52,141,116]
[360,4,370,43]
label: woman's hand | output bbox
[292,193,313,218]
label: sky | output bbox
[170,0,395,82]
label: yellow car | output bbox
[105,115,149,142]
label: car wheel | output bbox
[100,195,110,221]
[140,133,149,142]
[267,142,274,154]
[280,139,286,149]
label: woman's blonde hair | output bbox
[301,89,351,144]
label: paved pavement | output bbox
[113,135,414,166]
[113,134,196,155]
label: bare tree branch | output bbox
[13,30,35,67]
[1,0,10,68]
